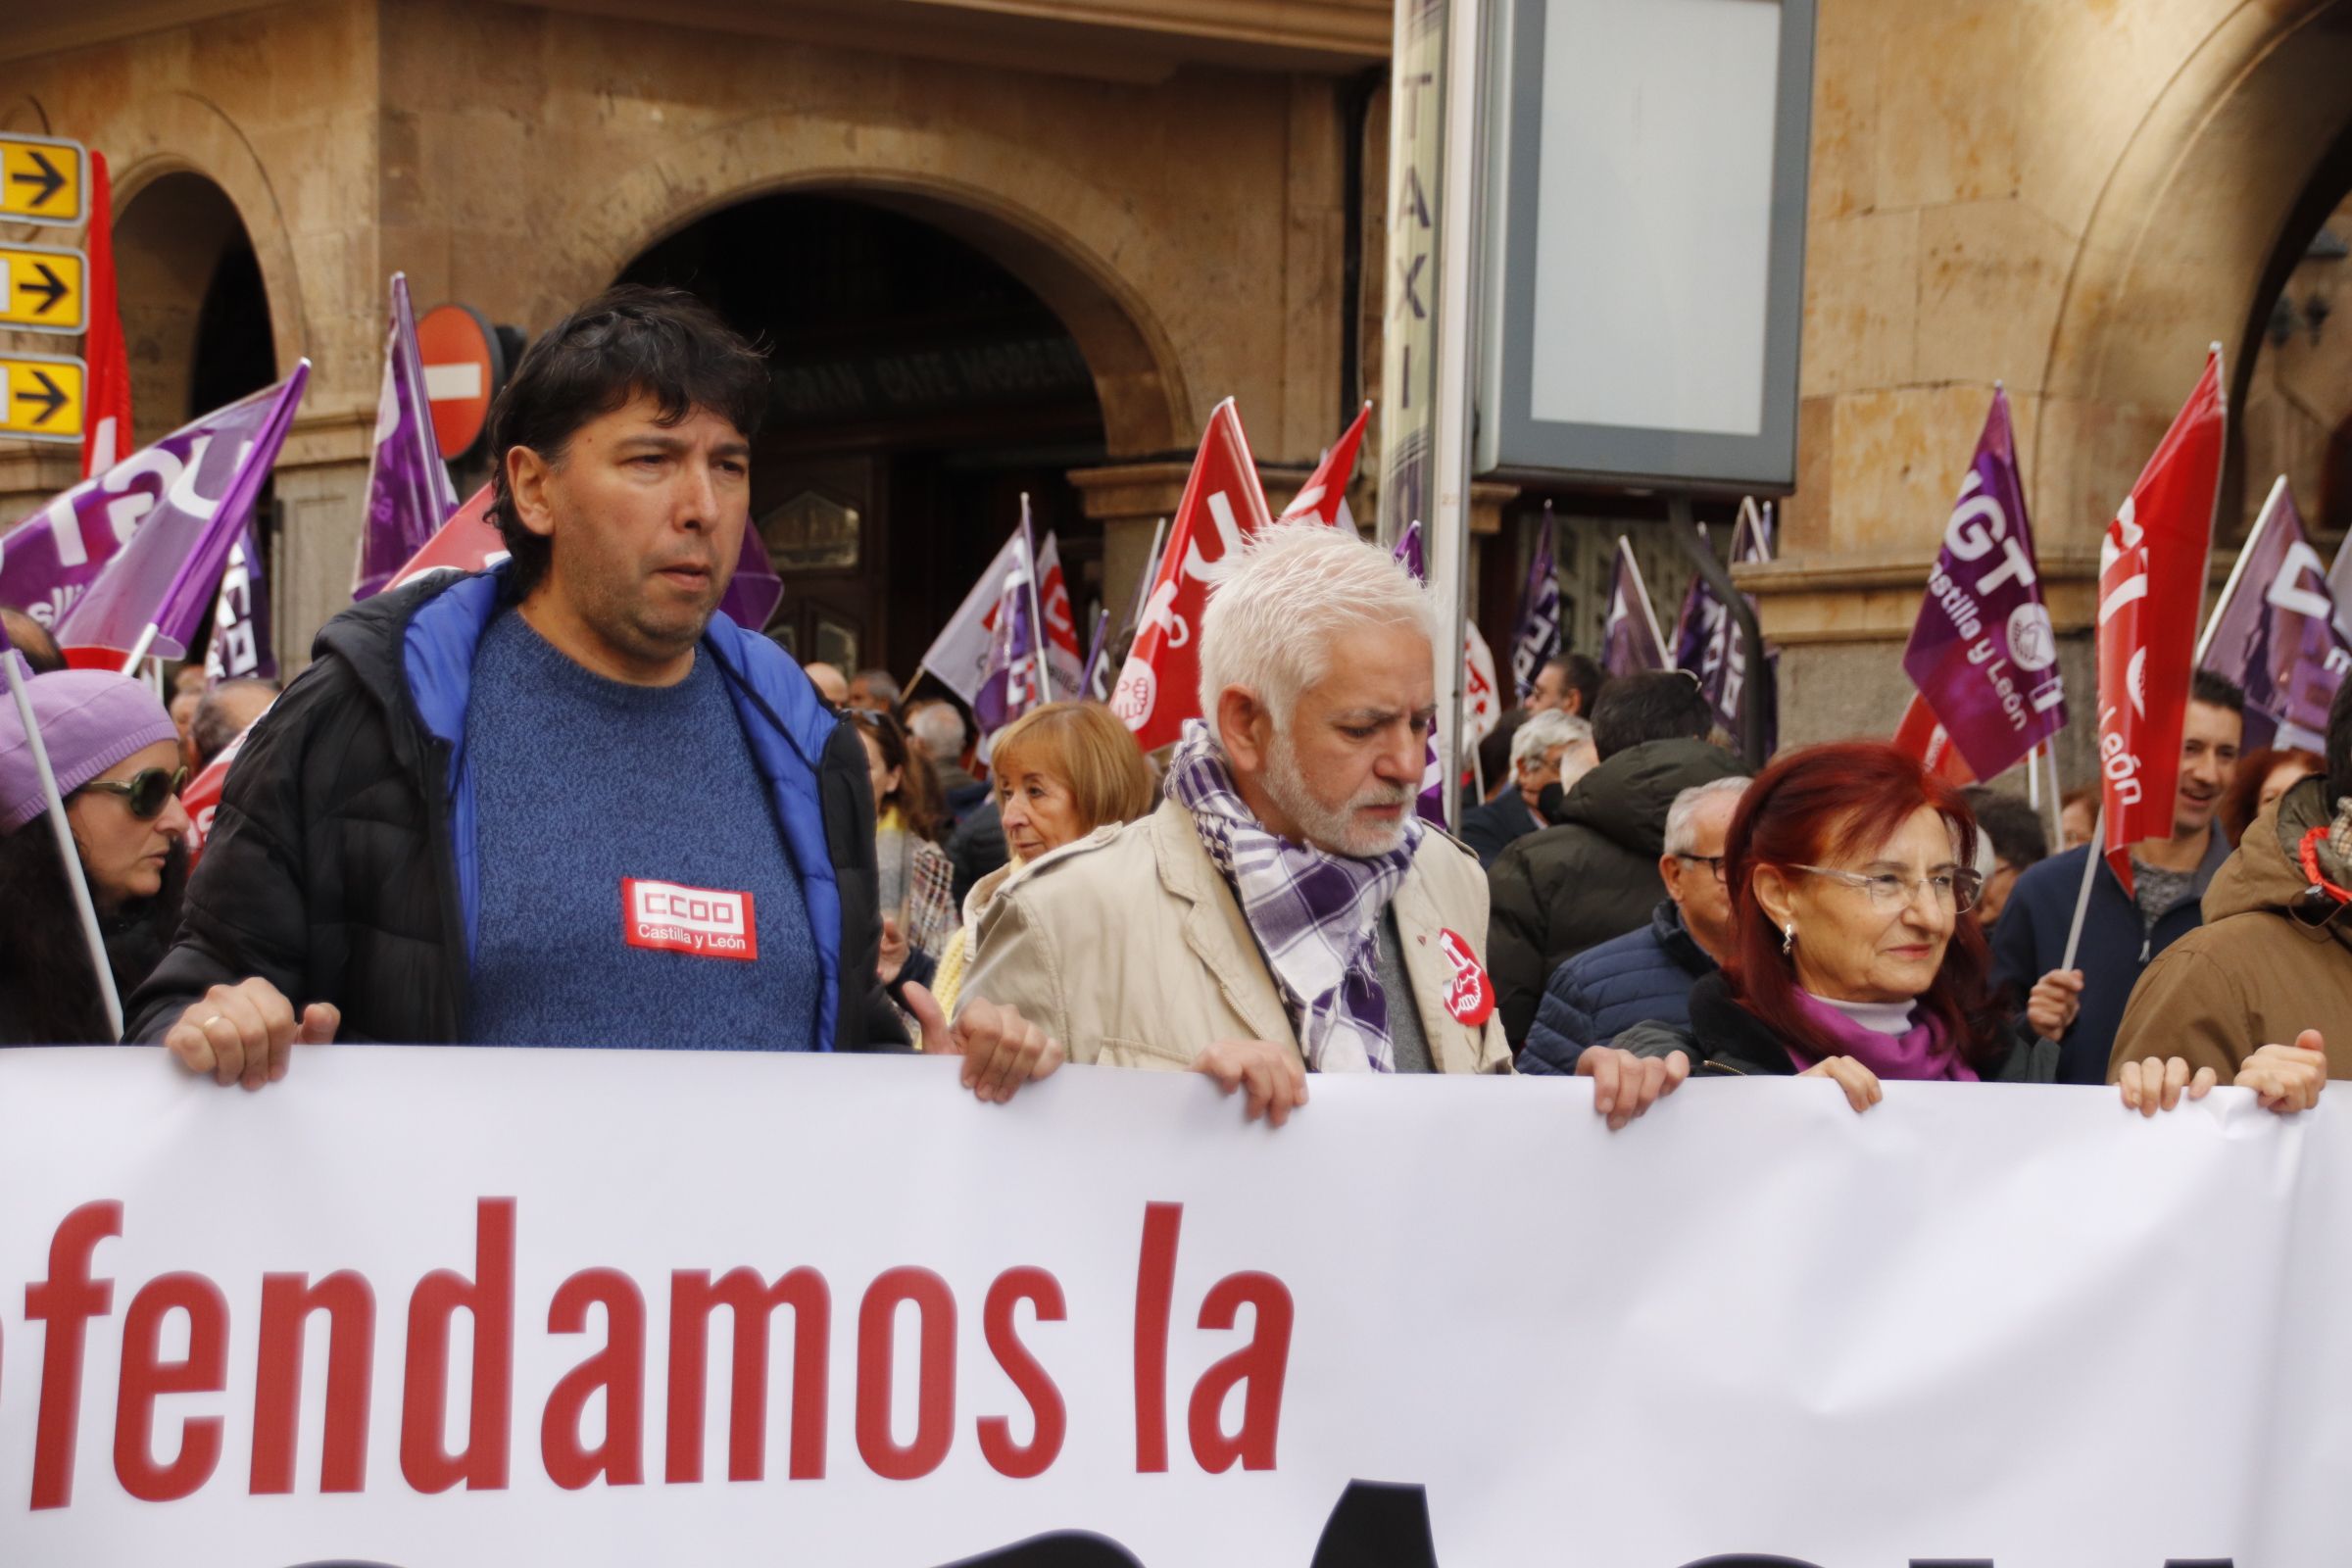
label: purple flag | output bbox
[972,517,1047,751]
[1671,498,1779,755]
[1080,605,1114,703]
[1390,522,1447,826]
[202,525,277,682]
[354,275,462,601]
[718,527,784,633]
[1601,537,1668,677]
[59,365,309,663]
[1508,502,1562,705]
[0,421,235,634]
[1899,389,2065,781]
[2197,477,2351,753]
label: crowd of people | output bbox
[0,283,2338,1133]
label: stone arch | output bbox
[2039,0,2352,538]
[96,90,309,391]
[544,113,1191,459]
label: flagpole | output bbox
[120,622,161,677]
[2195,474,2285,667]
[2059,806,2103,975]
[2041,741,2065,857]
[1019,495,1053,704]
[1116,516,1171,675]
[4,655,124,1037]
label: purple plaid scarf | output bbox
[1165,720,1421,1072]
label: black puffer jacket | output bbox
[126,572,905,1050]
[1487,738,1746,1047]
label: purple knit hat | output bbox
[0,669,181,833]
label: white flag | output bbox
[917,528,1027,706]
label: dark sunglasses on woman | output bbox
[77,765,190,821]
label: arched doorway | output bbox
[113,172,276,438]
[619,193,1111,680]
[111,170,280,669]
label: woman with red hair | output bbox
[1614,742,2320,1113]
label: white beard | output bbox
[1262,731,1415,859]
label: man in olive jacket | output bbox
[1488,672,1744,1047]
[2108,679,2352,1084]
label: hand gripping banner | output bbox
[3,1048,2347,1566]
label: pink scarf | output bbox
[1785,991,1980,1083]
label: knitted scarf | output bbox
[1164,720,1420,1072]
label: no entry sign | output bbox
[416,301,505,461]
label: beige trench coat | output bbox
[958,798,1514,1074]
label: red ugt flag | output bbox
[2095,350,2226,893]
[81,151,132,479]
[1111,399,1273,752]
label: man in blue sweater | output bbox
[1521,775,1747,1072]
[135,287,1050,1089]
[1990,671,2244,1085]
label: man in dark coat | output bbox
[130,287,1045,1084]
[1459,708,1594,868]
[1488,671,1743,1047]
[1520,774,1746,1071]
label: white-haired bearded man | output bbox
[952,522,1686,1131]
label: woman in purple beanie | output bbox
[0,668,194,1043]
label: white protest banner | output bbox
[3,1048,2347,1567]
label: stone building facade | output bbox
[0,0,2347,773]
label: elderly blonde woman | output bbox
[928,701,1154,1017]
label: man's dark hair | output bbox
[2329,673,2352,801]
[1590,669,1714,760]
[1551,653,1607,717]
[1960,786,2047,871]
[1,608,65,674]
[485,285,769,599]
[2189,669,2246,714]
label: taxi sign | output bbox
[0,352,85,443]
[0,134,85,226]
[0,242,84,333]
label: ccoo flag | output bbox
[1035,529,1085,701]
[1600,536,1668,677]
[2196,476,2351,754]
[1509,502,1562,705]
[2094,349,2227,892]
[1276,403,1371,527]
[201,526,276,682]
[59,365,310,665]
[1899,388,2066,781]
[353,275,462,601]
[1112,399,1275,752]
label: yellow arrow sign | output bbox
[0,353,84,443]
[0,134,84,226]
[0,243,83,333]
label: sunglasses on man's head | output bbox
[79,765,190,821]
